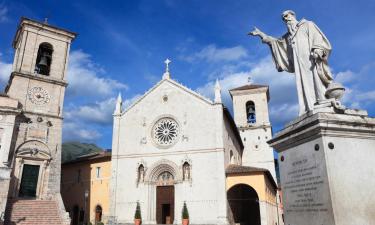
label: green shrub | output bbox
[182,202,189,219]
[134,202,142,219]
[96,222,104,225]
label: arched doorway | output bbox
[156,171,174,224]
[95,205,103,223]
[13,141,52,198]
[227,184,261,225]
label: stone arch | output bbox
[145,159,182,183]
[16,140,52,160]
[11,140,52,198]
[227,184,260,225]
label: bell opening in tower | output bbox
[246,101,256,124]
[35,42,53,76]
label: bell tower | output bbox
[4,17,76,202]
[229,84,276,181]
[6,18,76,116]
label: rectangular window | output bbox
[96,167,101,178]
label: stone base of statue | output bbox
[268,108,375,225]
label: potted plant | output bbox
[134,202,142,225]
[182,202,189,225]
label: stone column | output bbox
[268,111,375,225]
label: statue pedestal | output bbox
[269,111,375,225]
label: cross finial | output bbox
[44,17,48,24]
[165,58,171,72]
[163,58,171,79]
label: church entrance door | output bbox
[156,186,174,224]
[19,164,40,198]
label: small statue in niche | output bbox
[183,162,190,181]
[138,164,145,183]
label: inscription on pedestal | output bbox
[280,147,333,224]
[284,156,328,213]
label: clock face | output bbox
[28,87,50,105]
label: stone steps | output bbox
[4,199,65,225]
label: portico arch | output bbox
[227,184,260,225]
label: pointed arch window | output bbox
[246,101,256,124]
[35,43,53,75]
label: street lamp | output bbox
[84,190,89,225]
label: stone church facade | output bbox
[0,18,75,224]
[109,66,281,225]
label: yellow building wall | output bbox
[226,172,276,204]
[61,157,111,224]
[89,160,111,223]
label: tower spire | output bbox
[214,79,222,103]
[114,93,122,115]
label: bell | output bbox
[38,54,49,68]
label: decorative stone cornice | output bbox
[268,112,375,151]
[5,72,68,94]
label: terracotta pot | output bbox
[182,218,189,225]
[134,218,142,225]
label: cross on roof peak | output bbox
[163,58,172,79]
[165,58,171,72]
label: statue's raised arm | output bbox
[248,27,275,44]
[248,10,345,116]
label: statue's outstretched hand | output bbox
[248,27,262,36]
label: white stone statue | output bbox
[138,165,144,183]
[183,163,190,180]
[250,10,344,115]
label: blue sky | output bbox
[0,0,374,149]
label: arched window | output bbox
[182,162,190,181]
[35,42,53,75]
[95,205,103,222]
[246,101,256,124]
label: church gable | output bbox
[117,78,223,154]
[123,78,213,115]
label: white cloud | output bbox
[181,44,248,63]
[64,97,116,125]
[334,63,375,110]
[0,57,12,87]
[0,5,8,23]
[335,70,355,83]
[196,56,298,128]
[63,122,101,141]
[67,50,128,98]
[123,94,142,110]
[64,93,142,126]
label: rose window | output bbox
[152,118,179,147]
